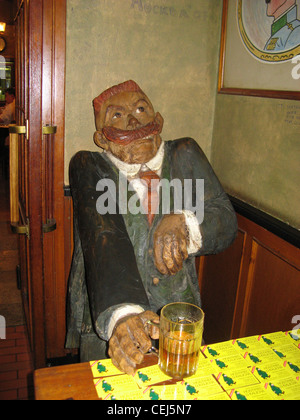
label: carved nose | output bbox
[127,115,139,129]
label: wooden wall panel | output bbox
[239,239,300,337]
[198,213,300,345]
[199,229,245,344]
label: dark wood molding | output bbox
[229,195,300,249]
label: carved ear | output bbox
[93,130,109,150]
[155,112,164,134]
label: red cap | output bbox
[93,80,143,115]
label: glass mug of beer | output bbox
[149,302,204,379]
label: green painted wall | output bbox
[212,80,300,230]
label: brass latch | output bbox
[42,125,57,135]
[9,124,57,237]
[11,220,30,238]
[9,125,26,134]
[43,218,56,234]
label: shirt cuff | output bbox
[107,304,145,339]
[182,209,202,254]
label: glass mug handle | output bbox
[144,319,160,356]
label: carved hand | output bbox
[108,311,159,375]
[153,213,189,275]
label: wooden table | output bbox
[34,355,162,400]
[34,362,98,400]
[34,331,300,400]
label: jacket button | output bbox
[153,277,160,286]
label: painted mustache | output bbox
[102,120,161,145]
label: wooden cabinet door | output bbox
[12,0,66,368]
[236,217,300,338]
[198,213,300,344]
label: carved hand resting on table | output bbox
[108,311,159,375]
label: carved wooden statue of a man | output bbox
[66,80,237,374]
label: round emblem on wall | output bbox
[237,0,300,63]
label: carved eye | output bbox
[136,106,145,113]
[112,112,122,119]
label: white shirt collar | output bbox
[105,141,165,178]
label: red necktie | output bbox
[139,170,160,225]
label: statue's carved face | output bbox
[94,90,164,164]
